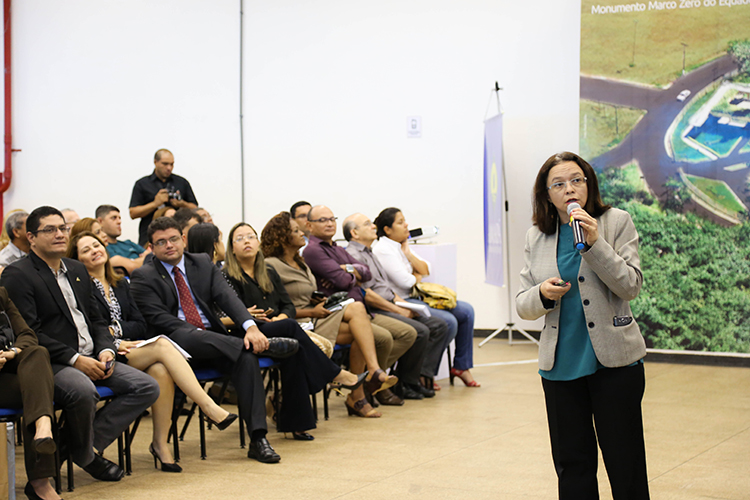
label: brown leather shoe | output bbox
[375,388,404,406]
[363,369,398,396]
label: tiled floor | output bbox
[11,339,750,499]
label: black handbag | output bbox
[0,310,14,350]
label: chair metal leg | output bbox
[198,410,207,460]
[179,402,198,441]
[169,391,186,462]
[67,446,74,492]
[117,434,125,472]
[447,343,455,386]
[323,386,330,421]
[238,402,245,449]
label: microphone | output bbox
[567,203,586,250]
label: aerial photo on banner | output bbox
[580,0,750,353]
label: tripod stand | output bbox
[479,83,538,348]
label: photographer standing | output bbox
[129,149,198,246]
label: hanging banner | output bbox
[483,114,504,287]
[580,1,750,354]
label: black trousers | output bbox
[541,363,650,500]
[173,319,340,436]
[0,345,56,481]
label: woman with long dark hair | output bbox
[516,151,649,499]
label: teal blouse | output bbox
[539,223,602,381]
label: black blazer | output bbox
[223,266,296,320]
[130,252,255,338]
[0,251,116,369]
[92,279,148,341]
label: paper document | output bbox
[135,335,191,359]
[327,298,355,312]
[298,321,315,331]
[395,301,431,317]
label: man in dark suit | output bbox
[130,217,357,463]
[0,206,160,482]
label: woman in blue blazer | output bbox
[67,231,237,473]
[516,152,649,500]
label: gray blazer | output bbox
[516,207,647,371]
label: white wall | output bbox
[3,0,581,331]
[3,0,242,237]
[243,0,581,329]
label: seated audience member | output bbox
[187,223,225,267]
[173,207,203,237]
[0,208,26,249]
[70,217,106,240]
[0,210,30,267]
[96,205,151,269]
[0,206,160,482]
[61,208,80,227]
[130,217,366,461]
[374,207,480,387]
[71,218,137,275]
[0,287,61,500]
[290,201,312,253]
[229,221,396,419]
[263,212,419,410]
[344,213,450,397]
[153,206,176,219]
[67,231,237,472]
[194,207,213,224]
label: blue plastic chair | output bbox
[172,357,279,460]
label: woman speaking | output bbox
[516,152,649,500]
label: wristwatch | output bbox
[345,264,354,273]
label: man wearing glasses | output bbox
[0,206,160,482]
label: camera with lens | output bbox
[167,185,183,202]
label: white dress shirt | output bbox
[372,237,431,298]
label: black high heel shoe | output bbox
[206,412,238,431]
[330,371,368,390]
[149,443,182,473]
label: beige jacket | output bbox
[516,207,647,371]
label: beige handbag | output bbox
[305,330,334,358]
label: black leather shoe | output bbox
[401,384,425,400]
[82,454,125,481]
[247,437,280,463]
[375,388,404,406]
[261,338,299,359]
[414,383,436,398]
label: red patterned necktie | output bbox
[172,267,204,329]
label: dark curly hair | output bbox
[260,212,306,269]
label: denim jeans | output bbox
[407,298,475,371]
